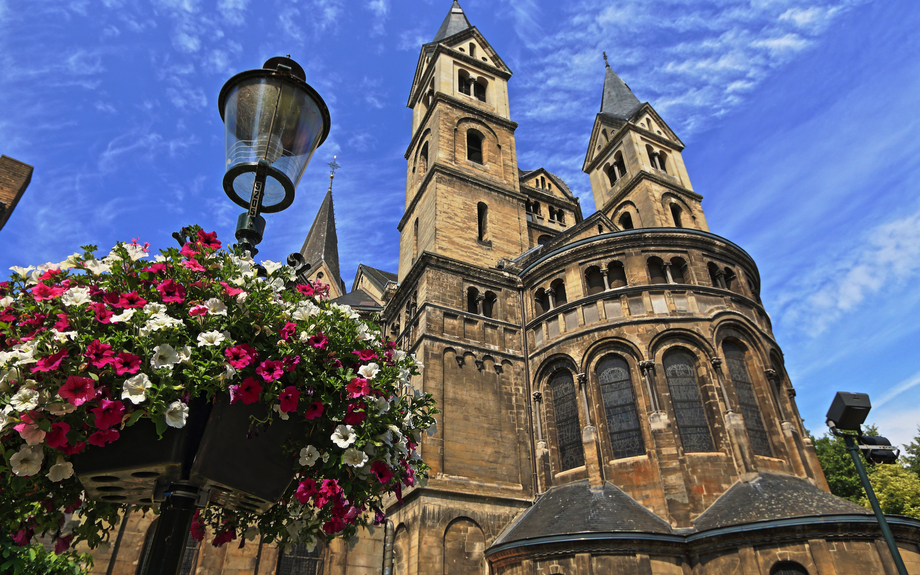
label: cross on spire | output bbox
[327,156,341,179]
[603,51,610,68]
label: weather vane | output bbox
[328,155,341,178]
[603,51,609,68]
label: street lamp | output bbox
[218,56,331,255]
[826,392,907,575]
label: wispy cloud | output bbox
[366,0,389,36]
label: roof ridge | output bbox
[432,0,472,43]
[298,184,343,290]
[600,65,642,120]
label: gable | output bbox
[519,168,575,201]
[582,114,628,172]
[536,211,617,253]
[629,104,683,148]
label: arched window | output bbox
[708,262,722,288]
[550,278,567,305]
[724,267,738,292]
[540,175,546,188]
[670,257,687,284]
[468,42,476,58]
[605,162,618,186]
[607,261,627,289]
[534,288,549,315]
[418,142,429,176]
[613,151,626,180]
[585,266,605,296]
[597,356,644,458]
[473,79,487,102]
[601,128,609,143]
[723,341,771,456]
[548,206,556,221]
[458,70,471,96]
[557,211,565,225]
[277,541,325,575]
[647,257,667,285]
[647,145,658,169]
[467,129,483,164]
[413,218,419,260]
[658,151,668,173]
[467,287,479,314]
[670,203,683,228]
[532,201,541,216]
[537,234,552,245]
[618,212,634,230]
[549,368,585,471]
[477,202,488,242]
[482,291,497,318]
[664,350,715,452]
[770,561,809,575]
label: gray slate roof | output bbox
[432,1,472,43]
[600,66,642,120]
[332,288,383,311]
[493,480,672,546]
[298,187,343,292]
[693,472,871,531]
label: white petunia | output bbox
[204,298,227,315]
[140,314,182,336]
[82,259,111,275]
[122,373,152,404]
[395,350,407,363]
[0,295,13,307]
[58,253,82,270]
[273,404,290,420]
[45,398,76,415]
[9,265,34,278]
[177,345,192,364]
[291,302,320,321]
[50,330,78,343]
[299,445,320,467]
[196,331,225,347]
[357,363,380,380]
[110,309,136,323]
[426,420,438,437]
[342,447,368,468]
[10,388,40,411]
[331,424,356,449]
[321,452,330,463]
[47,456,74,482]
[375,396,390,413]
[164,400,189,428]
[10,444,43,477]
[143,302,167,315]
[61,287,92,307]
[123,243,148,261]
[151,344,181,369]
[261,260,284,275]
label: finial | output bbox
[327,155,341,179]
[603,51,609,68]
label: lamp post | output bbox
[218,56,331,256]
[826,392,907,575]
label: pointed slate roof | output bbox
[432,1,472,43]
[493,480,672,547]
[600,65,642,120]
[298,182,343,291]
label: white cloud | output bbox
[95,101,117,114]
[367,0,389,35]
[217,0,249,25]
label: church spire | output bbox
[600,64,642,120]
[432,1,472,42]
[298,158,344,294]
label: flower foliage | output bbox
[0,228,436,553]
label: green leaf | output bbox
[155,416,167,438]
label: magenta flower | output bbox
[91,399,125,430]
[119,291,147,308]
[279,322,297,341]
[256,359,284,383]
[85,339,115,368]
[45,422,71,450]
[316,479,342,508]
[54,534,73,554]
[211,528,236,547]
[295,283,315,297]
[87,428,119,447]
[102,292,121,307]
[279,386,300,412]
[142,262,170,275]
[295,478,318,504]
[282,354,300,372]
[53,313,70,331]
[353,349,378,361]
[304,401,325,420]
[224,343,257,369]
[220,281,243,297]
[31,348,69,373]
[10,527,33,547]
[230,377,262,405]
[343,403,366,426]
[59,375,96,406]
[179,243,199,258]
[346,377,370,399]
[371,461,394,484]
[31,282,66,301]
[323,517,346,535]
[190,510,205,541]
[112,352,141,375]
[308,333,328,350]
[181,260,206,272]
[88,302,113,324]
[189,305,208,317]
[156,279,186,304]
[197,230,221,249]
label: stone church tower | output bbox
[82,3,920,574]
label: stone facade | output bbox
[0,155,33,231]
[83,3,920,574]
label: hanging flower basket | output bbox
[0,226,437,553]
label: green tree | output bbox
[860,464,920,519]
[812,425,879,504]
[902,426,920,480]
[0,537,91,574]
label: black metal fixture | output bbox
[219,56,331,256]
[826,391,907,575]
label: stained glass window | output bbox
[723,342,772,456]
[664,351,715,452]
[550,369,584,471]
[597,356,644,458]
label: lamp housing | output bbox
[218,56,330,213]
[826,391,871,431]
[859,435,900,465]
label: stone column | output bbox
[546,288,556,310]
[533,392,550,492]
[662,261,674,284]
[767,370,808,478]
[714,269,726,289]
[475,294,484,315]
[710,357,733,412]
[639,360,660,412]
[577,373,603,487]
[713,357,755,475]
[601,268,611,291]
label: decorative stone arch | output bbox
[582,263,605,296]
[580,337,645,375]
[652,340,719,453]
[536,356,585,473]
[661,193,694,229]
[713,321,770,364]
[443,517,486,575]
[412,128,432,178]
[612,200,640,230]
[392,522,411,575]
[455,118,499,166]
[648,328,716,362]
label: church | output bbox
[85,2,920,574]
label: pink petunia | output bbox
[282,355,300,372]
[59,375,95,406]
[255,359,284,383]
[189,305,208,317]
[112,352,141,375]
[197,230,221,249]
[31,348,69,373]
[54,534,73,554]
[156,279,186,304]
[295,478,318,504]
[211,529,236,547]
[31,282,66,301]
[279,322,297,341]
[119,291,147,308]
[53,313,70,331]
[87,428,120,447]
[91,399,125,430]
[346,377,370,399]
[62,441,86,456]
[295,283,315,297]
[89,302,113,324]
[220,281,243,297]
[323,517,346,535]
[102,292,121,307]
[13,411,45,445]
[224,344,257,369]
[308,333,328,350]
[231,377,262,405]
[142,262,170,275]
[343,403,366,426]
[353,349,378,362]
[85,339,115,368]
[190,510,205,541]
[371,461,394,484]
[304,401,325,420]
[179,243,199,258]
[279,386,300,412]
[181,260,206,272]
[45,422,72,450]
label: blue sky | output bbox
[1,0,918,447]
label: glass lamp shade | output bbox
[218,57,330,213]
